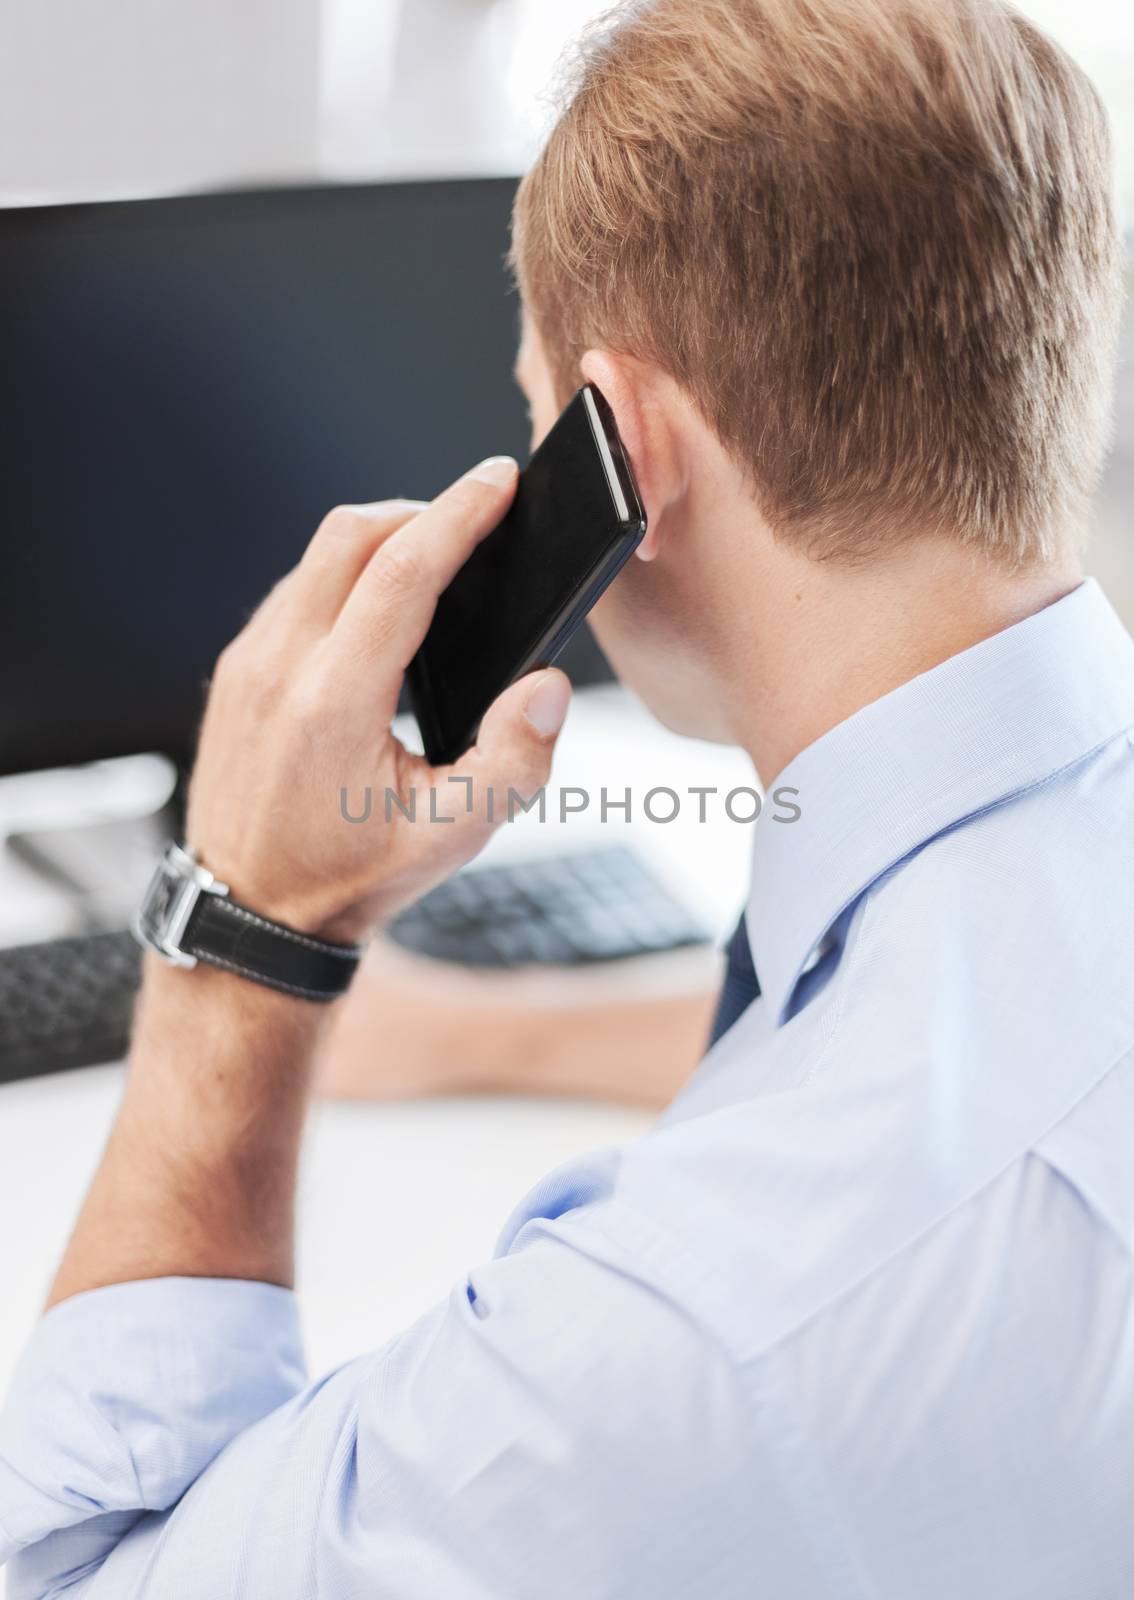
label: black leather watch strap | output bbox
[183,892,363,1002]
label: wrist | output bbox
[136,951,332,1052]
[129,955,331,1119]
[139,946,330,1015]
[134,842,366,1002]
[181,842,357,941]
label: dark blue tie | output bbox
[708,914,761,1047]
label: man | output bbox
[2,0,1131,1593]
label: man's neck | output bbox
[723,533,1082,787]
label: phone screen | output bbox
[408,386,646,764]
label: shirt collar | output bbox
[747,579,1134,1025]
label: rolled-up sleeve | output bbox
[0,1214,790,1600]
[0,1277,305,1597]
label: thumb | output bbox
[462,668,571,802]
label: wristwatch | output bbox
[133,843,364,1002]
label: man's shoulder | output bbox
[501,728,1134,1365]
[601,735,1134,1360]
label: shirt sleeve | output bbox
[0,1212,809,1600]
[0,1276,306,1597]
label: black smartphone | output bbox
[408,384,647,765]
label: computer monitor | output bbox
[0,178,611,779]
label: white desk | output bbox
[0,687,753,1388]
[0,1063,653,1383]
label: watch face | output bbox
[142,859,183,930]
[134,849,200,963]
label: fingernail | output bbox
[467,455,518,487]
[524,672,571,738]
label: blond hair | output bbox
[511,0,1122,565]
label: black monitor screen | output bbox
[0,178,610,778]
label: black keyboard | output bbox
[0,929,142,1085]
[387,847,709,967]
[0,847,709,1084]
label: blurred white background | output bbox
[1,0,1131,228]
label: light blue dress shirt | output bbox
[3,577,1134,1599]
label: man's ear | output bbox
[578,349,676,562]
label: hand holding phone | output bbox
[408,385,646,766]
[182,458,572,942]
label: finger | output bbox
[331,457,518,678]
[287,499,428,628]
[441,668,571,809]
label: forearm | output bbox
[0,462,574,1590]
[4,965,314,1578]
[48,957,330,1308]
[44,462,558,1305]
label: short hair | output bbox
[511,0,1122,566]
